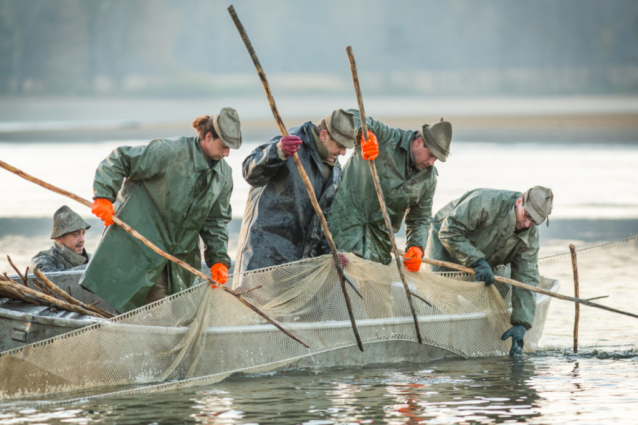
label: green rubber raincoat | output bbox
[79,137,233,313]
[424,189,540,329]
[330,110,437,265]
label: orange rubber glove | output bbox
[361,131,379,161]
[91,198,114,226]
[403,246,423,272]
[210,263,228,286]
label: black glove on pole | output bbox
[473,259,495,286]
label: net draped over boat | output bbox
[0,252,557,401]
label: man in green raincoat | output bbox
[80,108,242,313]
[424,186,554,355]
[330,110,452,271]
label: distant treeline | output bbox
[0,0,637,96]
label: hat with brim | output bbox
[523,186,554,226]
[420,120,452,162]
[324,109,356,149]
[51,205,91,239]
[212,107,242,149]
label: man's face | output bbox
[56,229,86,254]
[320,130,347,162]
[411,137,438,170]
[514,197,536,230]
[201,132,230,161]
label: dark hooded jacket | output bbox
[234,122,340,275]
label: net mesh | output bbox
[0,253,557,402]
[537,235,638,351]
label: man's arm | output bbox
[94,139,171,201]
[348,109,403,147]
[405,177,436,252]
[509,235,540,330]
[438,196,489,267]
[200,176,233,269]
[242,137,292,187]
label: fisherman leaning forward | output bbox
[330,110,452,272]
[234,109,356,280]
[80,108,241,313]
[424,186,554,355]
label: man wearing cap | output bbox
[31,205,92,272]
[424,186,554,355]
[329,110,452,271]
[234,109,355,275]
[80,108,242,313]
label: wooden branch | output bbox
[421,257,638,320]
[0,278,97,316]
[346,46,424,344]
[0,159,308,349]
[569,244,580,353]
[228,5,362,352]
[34,268,114,318]
[234,285,263,296]
[7,255,28,286]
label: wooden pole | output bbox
[227,5,363,352]
[0,159,309,349]
[569,244,580,353]
[345,46,424,344]
[421,257,638,320]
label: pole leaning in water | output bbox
[0,159,309,349]
[345,46,424,344]
[227,4,364,352]
[569,244,580,353]
[421,256,638,320]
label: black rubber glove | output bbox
[501,324,526,356]
[472,259,495,286]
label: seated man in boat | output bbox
[80,108,241,313]
[329,110,452,272]
[424,186,554,355]
[234,109,356,276]
[31,205,92,272]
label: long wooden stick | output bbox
[346,46,423,344]
[422,257,638,320]
[228,5,363,352]
[0,159,309,348]
[569,244,580,353]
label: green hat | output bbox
[213,107,242,149]
[523,186,554,226]
[51,205,90,239]
[324,109,356,149]
[420,119,452,162]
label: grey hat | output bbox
[51,205,90,239]
[523,186,554,226]
[324,109,356,149]
[213,107,242,149]
[420,119,452,162]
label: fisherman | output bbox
[31,205,91,272]
[79,108,241,313]
[329,110,452,272]
[234,109,356,277]
[424,186,554,355]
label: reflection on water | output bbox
[1,355,637,424]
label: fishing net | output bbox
[0,253,557,402]
[537,235,638,351]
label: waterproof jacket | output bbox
[31,242,90,272]
[235,122,339,274]
[79,137,233,313]
[424,189,540,329]
[330,110,437,265]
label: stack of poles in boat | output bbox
[1,256,112,319]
